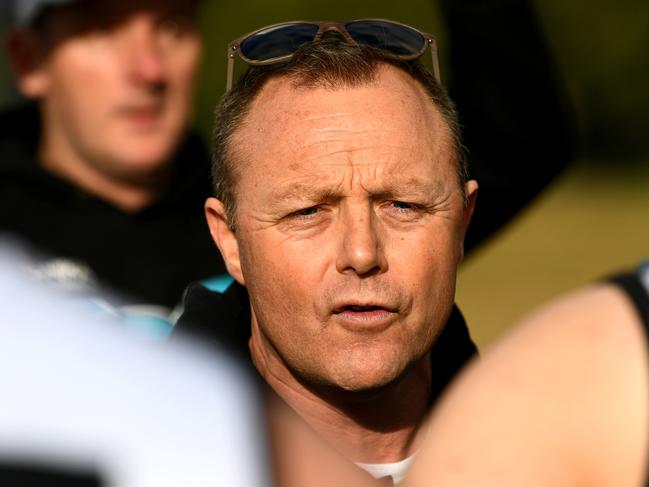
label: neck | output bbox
[40,150,166,212]
[38,115,169,214]
[250,326,432,464]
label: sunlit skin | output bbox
[404,284,649,487]
[10,0,201,211]
[207,65,478,462]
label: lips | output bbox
[118,103,164,128]
[333,304,393,314]
[331,302,398,330]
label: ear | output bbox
[205,197,245,286]
[6,30,51,98]
[459,180,479,259]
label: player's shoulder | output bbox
[509,282,645,363]
[407,280,648,487]
[477,281,648,487]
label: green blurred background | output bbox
[1,0,648,348]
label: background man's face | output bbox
[24,0,201,179]
[216,66,476,392]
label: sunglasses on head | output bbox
[226,19,440,91]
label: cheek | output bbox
[391,226,461,304]
[166,44,201,94]
[242,224,333,279]
[57,43,115,82]
[393,222,461,267]
[239,233,324,314]
[47,52,116,113]
[45,75,103,142]
[240,227,343,348]
[239,236,327,360]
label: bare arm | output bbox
[405,284,648,487]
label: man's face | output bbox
[209,65,477,392]
[20,0,201,180]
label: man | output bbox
[177,0,576,351]
[180,28,479,482]
[0,0,227,325]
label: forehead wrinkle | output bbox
[295,113,394,141]
[295,144,410,166]
[267,172,345,203]
[301,112,352,123]
[271,142,450,199]
[309,126,388,138]
[242,70,435,144]
[235,65,457,202]
[355,170,446,198]
[256,77,429,140]
[292,118,450,182]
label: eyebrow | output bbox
[369,177,443,199]
[268,176,443,204]
[268,182,339,204]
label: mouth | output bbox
[120,105,163,127]
[334,304,390,313]
[331,303,398,329]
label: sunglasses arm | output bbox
[226,46,236,92]
[430,38,441,84]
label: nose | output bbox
[125,17,165,87]
[336,203,388,277]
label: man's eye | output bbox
[289,206,320,219]
[385,201,426,222]
[391,201,417,211]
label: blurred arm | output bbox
[404,284,648,486]
[440,0,578,253]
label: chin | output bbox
[334,377,399,394]
[120,126,182,160]
[111,143,177,175]
[328,353,407,393]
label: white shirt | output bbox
[357,453,416,484]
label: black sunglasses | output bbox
[226,19,440,91]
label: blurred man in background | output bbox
[0,0,227,330]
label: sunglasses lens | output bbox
[240,23,320,62]
[345,21,426,57]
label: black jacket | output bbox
[0,104,226,308]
